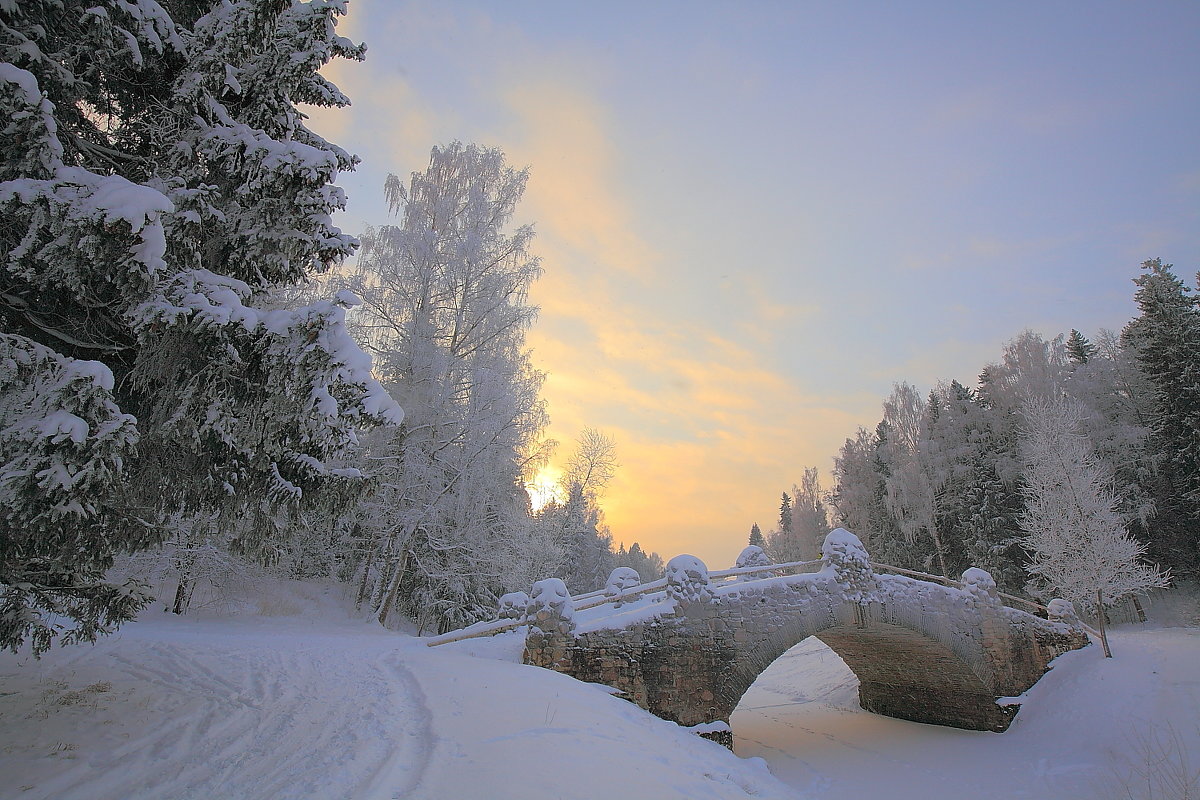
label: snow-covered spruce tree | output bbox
[0,0,399,652]
[346,143,551,633]
[0,336,145,653]
[1125,259,1200,576]
[1066,329,1094,365]
[1018,397,1169,657]
[613,541,663,583]
[924,380,1024,592]
[1065,328,1157,554]
[830,425,898,556]
[792,468,830,561]
[765,491,793,562]
[748,522,765,548]
[766,469,827,562]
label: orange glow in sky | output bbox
[312,0,1200,571]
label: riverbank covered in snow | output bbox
[734,627,1199,799]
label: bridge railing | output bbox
[709,558,824,581]
[423,577,671,646]
[565,558,825,607]
[424,559,826,647]
[869,561,1104,641]
[425,555,1102,647]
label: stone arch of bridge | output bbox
[718,603,1011,731]
[520,530,1089,739]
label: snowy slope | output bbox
[0,582,795,800]
[3,580,1196,800]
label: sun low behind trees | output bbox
[125,142,663,635]
[334,145,663,634]
[0,3,659,651]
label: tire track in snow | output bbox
[14,630,430,800]
[354,650,434,800]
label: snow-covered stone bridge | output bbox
[513,530,1090,743]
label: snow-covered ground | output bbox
[2,580,1197,800]
[734,605,1200,800]
[0,581,792,800]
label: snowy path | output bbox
[733,627,1200,800]
[0,617,432,800]
[0,591,797,800]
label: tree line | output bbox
[751,260,1193,648]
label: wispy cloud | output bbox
[491,79,862,562]
[307,0,1198,569]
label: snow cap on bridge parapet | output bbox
[665,554,714,607]
[734,545,772,570]
[497,591,530,620]
[529,578,575,634]
[962,567,1002,607]
[605,567,642,608]
[821,528,869,560]
[821,528,878,601]
[1046,598,1083,629]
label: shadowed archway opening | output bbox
[729,636,858,757]
[720,617,1014,734]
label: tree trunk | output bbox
[1131,594,1146,624]
[1097,588,1112,658]
[172,572,194,615]
[930,525,950,579]
[172,549,196,615]
[354,542,376,611]
[377,549,409,628]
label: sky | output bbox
[308,1,1200,571]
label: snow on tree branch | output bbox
[1018,396,1169,656]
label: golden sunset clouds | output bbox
[312,0,1200,569]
